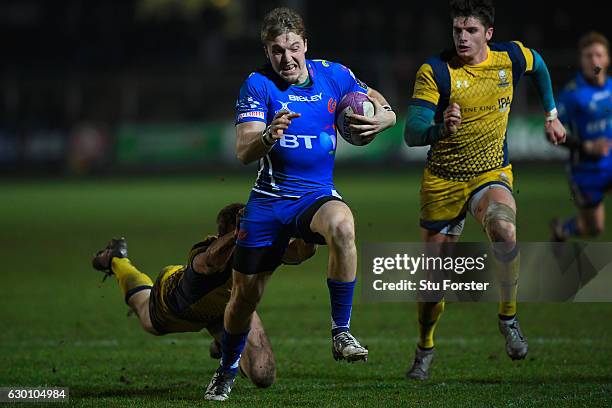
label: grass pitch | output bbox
[1,164,611,407]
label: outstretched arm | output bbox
[530,49,566,145]
[192,232,236,275]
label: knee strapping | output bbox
[483,202,516,239]
[483,202,518,262]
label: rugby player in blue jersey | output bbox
[204,7,396,401]
[551,32,612,241]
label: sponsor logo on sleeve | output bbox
[238,111,265,120]
[236,96,262,110]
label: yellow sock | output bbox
[497,252,519,318]
[417,300,445,349]
[111,258,153,303]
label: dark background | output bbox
[0,0,610,173]
[3,0,610,123]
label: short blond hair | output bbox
[260,7,306,44]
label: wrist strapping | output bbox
[261,126,276,147]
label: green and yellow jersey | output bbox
[410,41,535,181]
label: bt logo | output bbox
[280,134,317,149]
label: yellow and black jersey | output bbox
[148,236,233,334]
[410,41,534,181]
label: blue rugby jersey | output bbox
[557,73,612,170]
[235,59,367,198]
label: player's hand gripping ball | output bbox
[335,91,374,146]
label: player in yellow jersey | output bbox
[91,203,316,389]
[403,0,566,380]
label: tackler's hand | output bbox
[234,208,245,239]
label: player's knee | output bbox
[252,374,275,389]
[249,364,276,388]
[134,304,160,336]
[248,351,276,388]
[242,328,276,387]
[488,219,516,242]
[142,322,161,336]
[327,216,355,248]
[483,202,516,243]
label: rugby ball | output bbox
[335,91,375,146]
